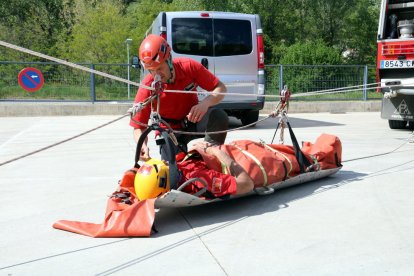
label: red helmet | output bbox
[139,34,171,69]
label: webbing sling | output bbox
[134,125,179,190]
[286,121,313,174]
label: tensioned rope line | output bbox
[342,131,414,163]
[0,114,128,167]
[0,40,280,166]
[1,40,412,166]
[2,40,413,98]
[0,40,278,98]
[0,40,153,90]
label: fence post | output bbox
[279,64,283,93]
[363,65,368,101]
[90,64,96,103]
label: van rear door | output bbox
[211,13,258,104]
[167,12,259,104]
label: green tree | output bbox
[0,0,73,61]
[126,0,204,46]
[304,0,355,47]
[280,40,342,65]
[341,0,380,64]
[278,40,342,93]
[0,0,382,66]
[59,0,132,63]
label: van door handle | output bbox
[201,58,208,69]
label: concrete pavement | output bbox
[1,111,414,275]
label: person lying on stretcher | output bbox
[135,134,342,201]
[135,141,254,200]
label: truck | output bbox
[377,0,414,129]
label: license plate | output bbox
[380,60,414,69]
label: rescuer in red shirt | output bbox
[130,35,229,161]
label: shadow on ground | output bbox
[153,169,364,238]
[90,169,365,275]
[229,115,343,130]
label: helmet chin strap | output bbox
[166,58,175,84]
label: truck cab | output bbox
[377,0,414,129]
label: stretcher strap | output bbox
[262,143,293,178]
[233,145,268,186]
[286,122,312,173]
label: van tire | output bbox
[388,120,407,129]
[241,110,259,127]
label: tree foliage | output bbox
[58,0,132,63]
[0,0,380,65]
[0,0,73,61]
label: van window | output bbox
[213,19,252,56]
[171,18,252,57]
[171,18,213,56]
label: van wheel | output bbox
[408,121,414,130]
[241,110,259,127]
[388,120,407,129]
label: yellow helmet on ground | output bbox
[135,159,170,200]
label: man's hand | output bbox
[187,101,209,123]
[127,102,145,117]
[187,80,226,123]
[192,141,215,154]
[139,143,151,161]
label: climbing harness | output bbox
[132,76,182,189]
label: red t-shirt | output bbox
[130,58,220,129]
[178,158,237,198]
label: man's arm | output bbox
[187,81,227,123]
[201,80,226,106]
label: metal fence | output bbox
[0,61,380,102]
[0,61,141,102]
[265,64,380,101]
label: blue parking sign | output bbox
[18,67,44,92]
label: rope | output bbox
[342,131,414,163]
[2,40,413,166]
[0,40,152,90]
[0,114,129,167]
[2,39,414,99]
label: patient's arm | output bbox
[194,141,254,195]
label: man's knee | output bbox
[207,109,228,130]
[205,109,228,145]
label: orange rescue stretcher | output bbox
[53,119,342,237]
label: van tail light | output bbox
[257,31,264,69]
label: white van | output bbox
[145,11,266,126]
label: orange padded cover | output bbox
[53,169,155,237]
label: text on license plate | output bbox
[380,60,414,68]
